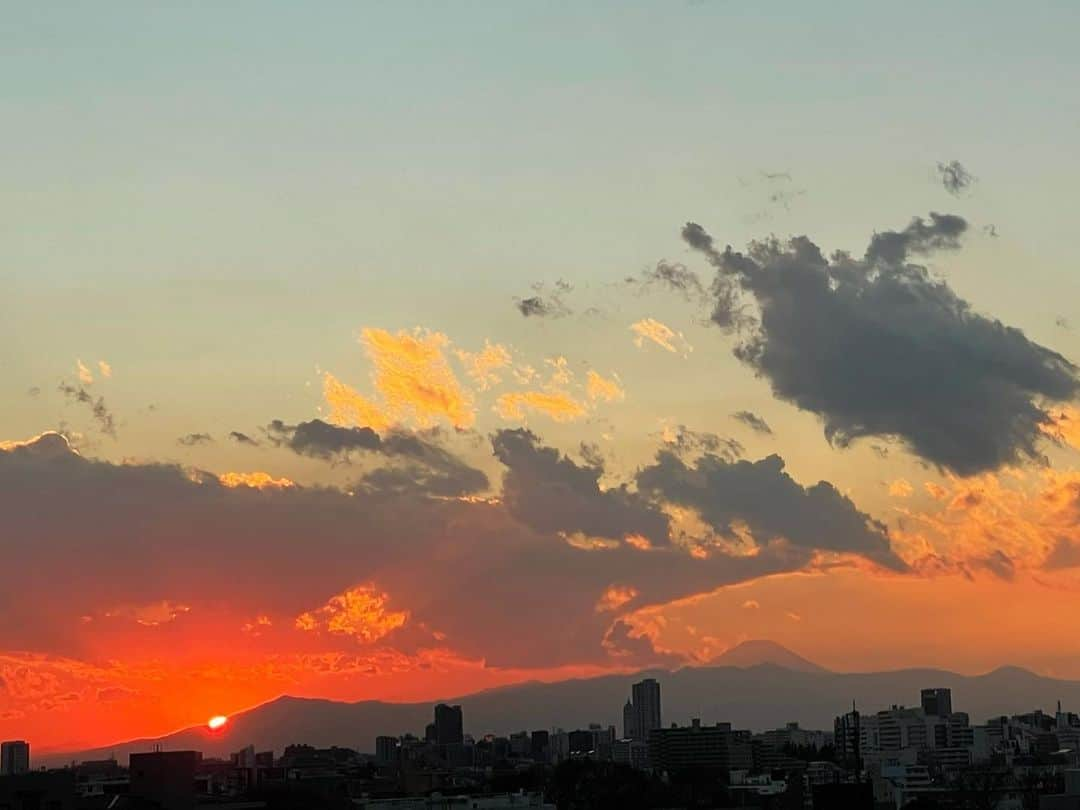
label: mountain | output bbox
[710,640,828,673]
[46,648,1080,766]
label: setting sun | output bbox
[208,715,228,731]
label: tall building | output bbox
[375,736,399,764]
[0,740,30,775]
[921,688,953,718]
[434,703,464,745]
[630,678,662,742]
[530,730,550,762]
[623,699,636,741]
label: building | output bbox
[529,730,550,762]
[921,687,953,718]
[620,678,661,744]
[129,750,202,810]
[376,735,400,764]
[434,703,464,745]
[0,740,30,775]
[623,699,636,741]
[611,738,649,769]
[0,771,75,810]
[647,719,753,773]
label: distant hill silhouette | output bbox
[46,644,1080,766]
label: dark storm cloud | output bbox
[514,280,572,318]
[636,450,906,570]
[266,419,380,459]
[492,428,672,547]
[864,213,967,265]
[177,433,214,447]
[228,431,259,446]
[0,431,823,669]
[682,214,1080,475]
[731,410,773,436]
[58,382,116,438]
[266,418,489,497]
[937,160,976,197]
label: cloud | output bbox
[455,340,512,391]
[682,214,1080,474]
[636,450,906,570]
[228,431,259,446]
[267,418,489,496]
[894,468,1080,578]
[595,585,639,613]
[267,419,381,460]
[1041,406,1080,450]
[514,280,572,318]
[0,431,833,671]
[731,410,773,436]
[322,372,392,431]
[494,359,590,423]
[103,600,191,627]
[324,328,475,431]
[888,479,914,498]
[58,382,116,438]
[661,424,743,463]
[177,433,214,447]
[76,360,94,385]
[864,213,967,265]
[937,160,976,197]
[218,471,295,490]
[741,599,760,610]
[295,585,409,644]
[586,370,624,404]
[98,360,112,379]
[632,261,707,302]
[492,428,672,548]
[631,318,692,356]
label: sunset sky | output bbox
[4,1,1080,753]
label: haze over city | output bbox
[4,1,1080,764]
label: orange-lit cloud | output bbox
[586,370,625,404]
[98,360,112,379]
[595,584,639,612]
[76,359,94,384]
[362,327,475,429]
[495,390,588,422]
[295,585,409,644]
[322,372,391,430]
[218,471,296,490]
[631,318,692,356]
[456,340,512,391]
[324,328,475,430]
[893,469,1080,575]
[888,478,913,498]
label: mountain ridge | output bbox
[43,643,1071,766]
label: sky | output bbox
[3,1,1080,753]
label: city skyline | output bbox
[5,1,1080,756]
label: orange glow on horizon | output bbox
[208,715,228,730]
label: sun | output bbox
[208,715,228,731]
